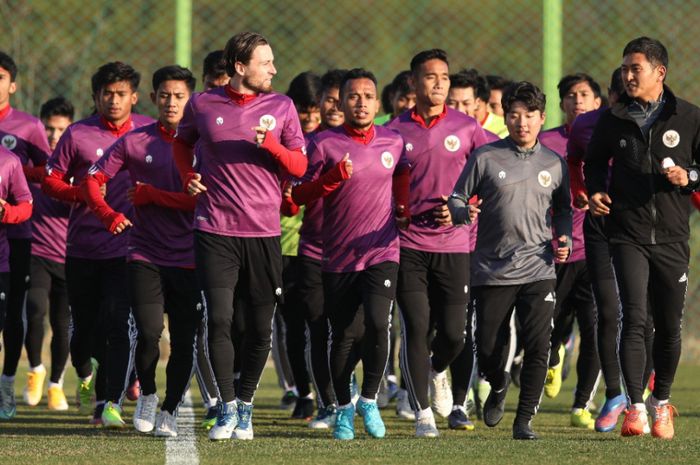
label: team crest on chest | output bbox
[96,148,104,157]
[145,154,153,164]
[538,170,552,187]
[444,135,460,152]
[405,142,414,152]
[1,135,16,150]
[498,170,506,180]
[260,114,277,130]
[216,116,224,126]
[663,130,680,148]
[381,151,394,169]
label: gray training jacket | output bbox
[448,138,573,286]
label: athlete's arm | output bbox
[128,182,196,212]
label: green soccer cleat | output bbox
[571,408,595,430]
[101,401,126,428]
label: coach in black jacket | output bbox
[584,37,700,440]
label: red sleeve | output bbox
[81,173,126,233]
[291,160,350,205]
[692,192,700,212]
[132,183,196,212]
[173,137,196,190]
[260,132,308,178]
[392,164,410,218]
[1,201,33,224]
[568,154,587,200]
[280,180,300,217]
[23,164,47,183]
[42,169,83,203]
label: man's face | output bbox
[560,81,601,125]
[297,106,321,134]
[0,66,17,110]
[413,59,450,108]
[152,79,191,128]
[43,115,71,151]
[621,52,665,102]
[341,77,378,129]
[320,86,344,128]
[96,80,138,124]
[204,73,230,90]
[447,86,477,117]
[240,44,276,93]
[505,101,545,149]
[391,91,416,117]
[488,89,504,116]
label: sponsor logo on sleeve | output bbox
[96,148,104,157]
[405,142,414,152]
[498,170,506,180]
[381,151,395,169]
[145,154,153,164]
[216,116,224,126]
[619,138,627,148]
[1,134,16,150]
[537,170,552,187]
[444,135,461,152]
[260,115,277,130]
[663,130,680,148]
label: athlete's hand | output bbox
[664,166,689,187]
[555,235,571,262]
[468,199,482,223]
[113,217,133,234]
[99,183,107,198]
[187,173,207,196]
[340,153,353,179]
[574,192,589,210]
[434,195,452,226]
[252,126,269,146]
[589,192,611,216]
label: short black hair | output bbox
[202,50,227,81]
[502,81,546,114]
[320,69,347,94]
[223,32,269,77]
[91,61,140,95]
[486,74,513,91]
[557,73,602,101]
[380,83,393,114]
[390,70,413,98]
[459,69,490,102]
[449,70,478,93]
[152,65,196,93]
[0,51,18,81]
[40,97,74,121]
[339,68,377,99]
[623,36,668,69]
[609,67,625,97]
[410,49,449,75]
[286,71,322,111]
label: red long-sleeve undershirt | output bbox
[81,171,126,233]
[1,201,32,224]
[130,183,196,212]
[42,169,83,203]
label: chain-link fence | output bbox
[2,0,700,359]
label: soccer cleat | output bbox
[24,367,46,406]
[448,407,475,431]
[544,345,565,398]
[309,405,337,429]
[154,410,178,438]
[357,398,386,438]
[651,404,678,440]
[279,390,297,410]
[291,396,314,420]
[415,414,439,438]
[483,374,510,427]
[77,359,98,414]
[595,394,627,432]
[201,405,218,430]
[333,405,355,440]
[513,419,538,440]
[47,385,69,411]
[233,402,254,440]
[101,401,126,428]
[571,408,595,429]
[395,389,414,420]
[0,377,16,419]
[209,402,238,441]
[429,369,453,418]
[133,393,159,433]
[90,403,105,425]
[621,405,649,437]
[126,378,140,402]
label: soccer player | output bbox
[486,75,513,117]
[449,82,573,439]
[173,32,306,441]
[42,61,152,425]
[22,97,74,411]
[539,73,602,430]
[202,50,230,90]
[386,49,488,437]
[292,68,409,440]
[585,37,700,440]
[0,52,51,419]
[82,65,199,436]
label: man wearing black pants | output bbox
[586,37,700,440]
[449,82,572,439]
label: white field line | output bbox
[165,390,199,465]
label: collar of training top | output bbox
[410,104,448,129]
[0,104,11,122]
[100,115,133,138]
[342,123,375,144]
[225,84,258,106]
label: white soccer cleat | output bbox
[415,414,440,438]
[154,410,178,438]
[430,369,453,418]
[133,393,159,433]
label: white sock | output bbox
[633,402,647,413]
[48,382,61,389]
[235,398,252,406]
[226,400,237,407]
[339,402,354,410]
[650,395,668,407]
[452,405,466,413]
[30,364,46,373]
[82,374,93,384]
[359,396,376,404]
[302,393,314,400]
[416,407,433,420]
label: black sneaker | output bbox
[291,397,315,420]
[483,374,510,427]
[513,419,538,440]
[280,390,298,410]
[448,408,475,430]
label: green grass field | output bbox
[1,363,699,465]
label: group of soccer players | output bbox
[0,32,697,442]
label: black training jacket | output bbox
[584,86,700,245]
